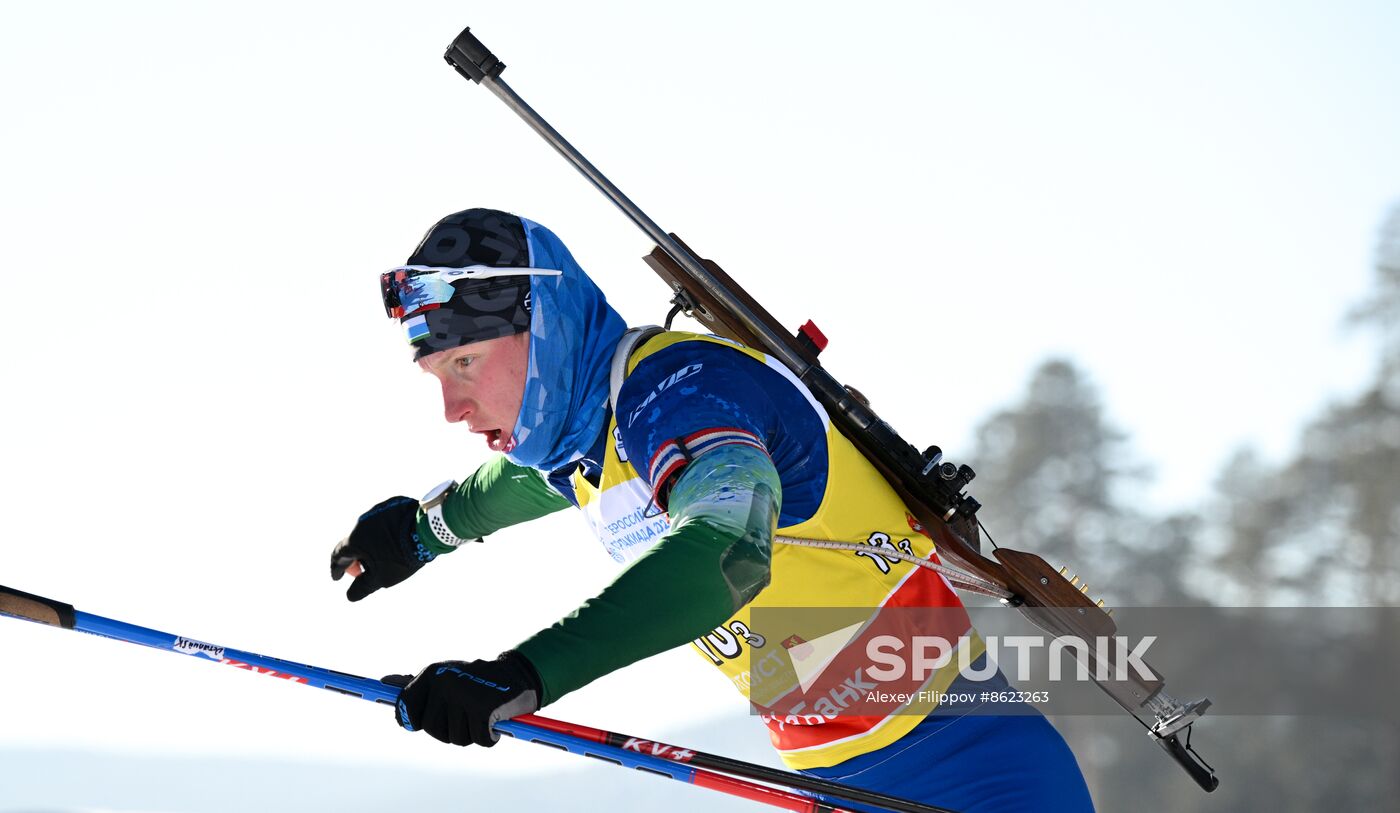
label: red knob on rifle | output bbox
[796,320,828,356]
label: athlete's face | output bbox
[418,331,530,453]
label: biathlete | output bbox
[331,208,1095,813]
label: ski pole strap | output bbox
[0,584,75,629]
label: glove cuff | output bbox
[497,650,545,699]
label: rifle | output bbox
[442,26,1218,793]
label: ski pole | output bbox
[520,714,962,813]
[0,584,956,813]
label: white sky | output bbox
[2,0,1398,776]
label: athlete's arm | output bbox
[512,338,811,704]
[514,443,780,704]
[330,456,572,601]
[418,455,573,555]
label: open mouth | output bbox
[482,428,508,451]
[473,427,513,453]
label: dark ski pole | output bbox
[0,583,959,813]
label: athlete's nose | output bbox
[440,376,473,424]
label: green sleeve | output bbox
[515,444,779,705]
[417,456,571,555]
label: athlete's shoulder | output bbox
[616,330,816,423]
[629,330,765,374]
[613,330,830,524]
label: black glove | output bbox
[330,496,435,602]
[391,651,542,747]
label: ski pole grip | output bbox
[0,584,77,629]
[444,26,505,83]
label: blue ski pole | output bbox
[0,583,957,813]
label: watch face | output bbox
[421,480,456,509]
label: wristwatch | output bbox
[420,480,480,548]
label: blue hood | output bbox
[506,217,627,474]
